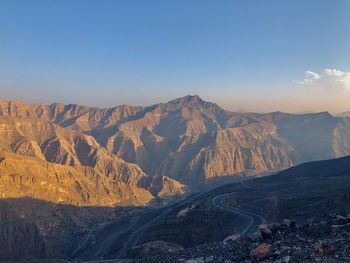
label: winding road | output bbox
[212,193,265,237]
[116,191,208,258]
[81,180,265,262]
[74,192,209,261]
[119,189,265,257]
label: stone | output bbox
[223,234,241,244]
[314,240,336,256]
[250,243,273,261]
[185,257,205,263]
[283,219,296,231]
[274,240,282,246]
[272,249,281,257]
[204,255,214,262]
[248,231,263,242]
[282,255,291,263]
[267,223,280,233]
[259,224,273,240]
[307,222,331,235]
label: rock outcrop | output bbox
[136,214,350,262]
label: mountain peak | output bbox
[166,95,223,110]
[167,95,203,105]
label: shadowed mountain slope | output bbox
[128,155,350,261]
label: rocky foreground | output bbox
[134,213,350,263]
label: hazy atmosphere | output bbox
[1,0,350,113]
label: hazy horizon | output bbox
[1,1,350,113]
[1,94,349,115]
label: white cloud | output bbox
[306,71,320,80]
[300,68,350,91]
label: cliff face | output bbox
[0,151,154,206]
[0,117,187,202]
[0,198,118,259]
[0,203,44,259]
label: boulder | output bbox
[283,219,296,231]
[314,240,336,257]
[185,257,205,263]
[250,243,273,261]
[204,255,214,262]
[223,234,241,244]
[259,224,273,240]
[247,231,263,242]
[267,223,281,233]
[282,255,291,263]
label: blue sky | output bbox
[1,0,350,112]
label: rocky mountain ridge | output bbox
[1,96,350,190]
[0,116,187,203]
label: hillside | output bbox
[0,117,187,200]
[122,155,350,262]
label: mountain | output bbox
[0,150,153,206]
[1,96,350,191]
[0,116,187,204]
[337,111,350,117]
[1,95,350,261]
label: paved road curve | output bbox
[212,193,265,237]
[119,188,265,257]
[81,180,265,262]
[116,191,210,258]
[79,192,208,263]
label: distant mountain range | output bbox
[1,95,350,199]
[1,95,350,260]
[337,111,350,117]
